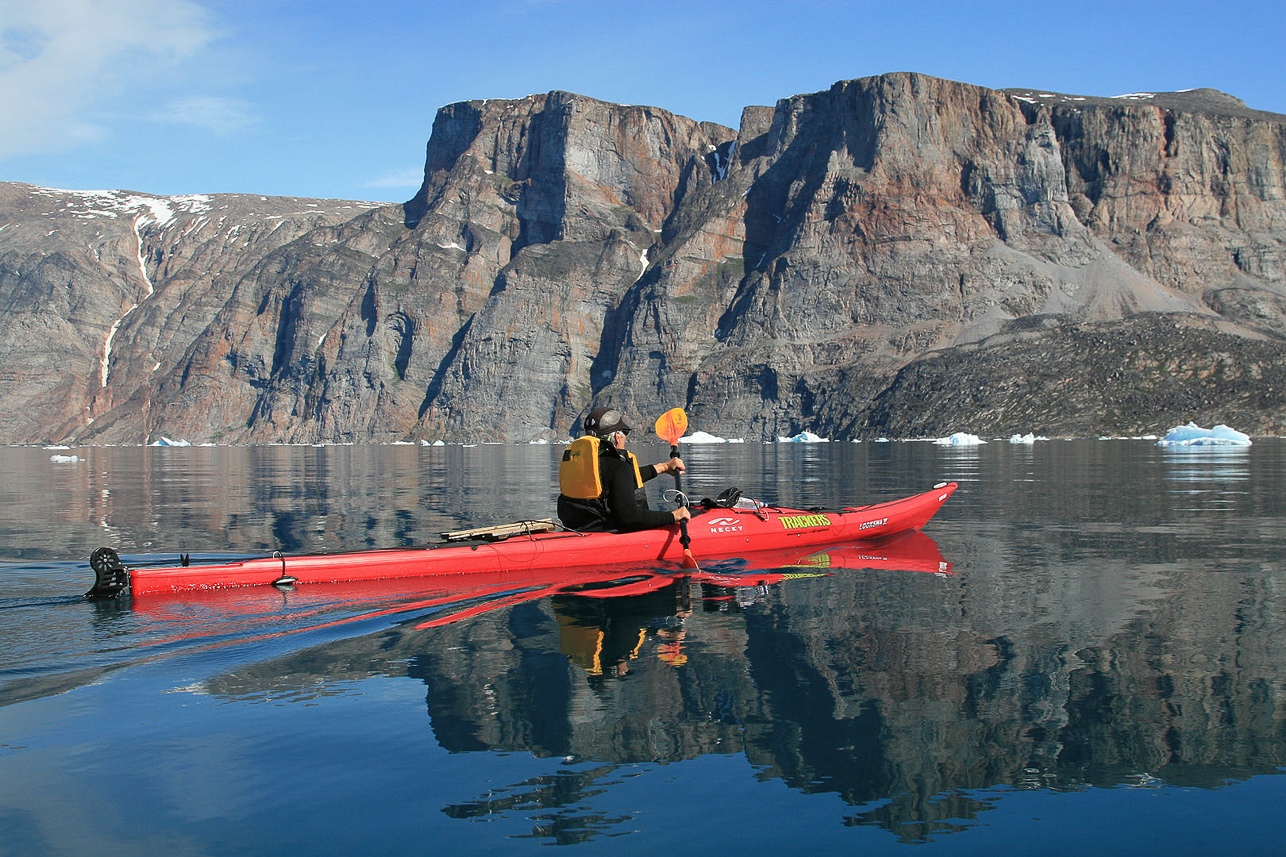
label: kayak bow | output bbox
[85,482,957,597]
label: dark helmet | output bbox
[584,406,632,437]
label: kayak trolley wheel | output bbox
[85,547,129,599]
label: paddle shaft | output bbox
[653,407,698,569]
[669,443,692,552]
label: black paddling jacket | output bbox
[557,444,672,532]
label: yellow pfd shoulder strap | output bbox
[559,436,644,499]
[623,451,644,490]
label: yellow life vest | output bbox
[559,436,644,499]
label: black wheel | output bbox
[85,547,129,599]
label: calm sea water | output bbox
[2,439,1284,855]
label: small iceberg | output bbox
[1008,433,1049,444]
[776,431,829,443]
[1156,422,1252,447]
[50,454,80,463]
[150,437,191,447]
[680,431,729,444]
[935,432,986,446]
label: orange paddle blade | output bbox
[654,408,688,446]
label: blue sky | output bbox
[1,0,1282,202]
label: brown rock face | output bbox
[2,73,1285,444]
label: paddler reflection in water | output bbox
[557,407,691,532]
[553,578,693,677]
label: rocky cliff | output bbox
[2,73,1285,444]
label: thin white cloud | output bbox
[0,0,218,158]
[365,168,425,189]
[155,95,255,134]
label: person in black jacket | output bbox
[558,407,691,533]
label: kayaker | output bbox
[557,407,691,533]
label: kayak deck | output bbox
[86,482,957,597]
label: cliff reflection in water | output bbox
[401,540,1286,840]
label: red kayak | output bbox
[86,482,956,597]
[125,529,952,647]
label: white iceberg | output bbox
[150,437,191,447]
[1156,422,1252,447]
[49,454,80,463]
[935,432,986,446]
[679,431,728,444]
[776,431,829,443]
[1007,433,1049,444]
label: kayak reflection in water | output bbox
[557,407,691,533]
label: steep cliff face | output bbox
[622,75,1221,438]
[396,93,734,441]
[0,185,383,443]
[1027,88,1286,327]
[2,73,1285,444]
